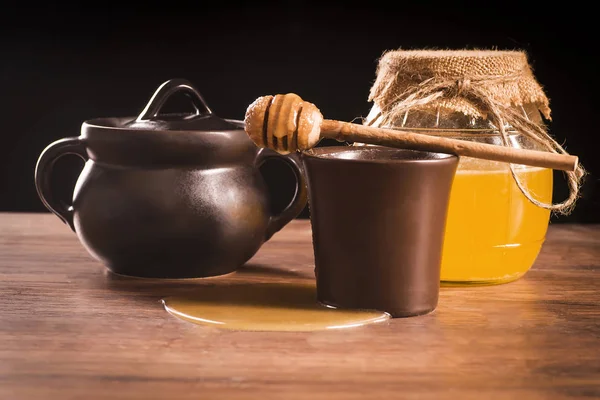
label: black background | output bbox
[2,1,599,222]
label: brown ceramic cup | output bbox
[302,146,458,317]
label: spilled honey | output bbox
[162,282,389,332]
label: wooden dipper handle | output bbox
[244,93,578,172]
[321,120,578,172]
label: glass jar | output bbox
[365,104,553,284]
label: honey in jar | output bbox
[442,156,552,283]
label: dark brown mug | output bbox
[34,79,307,279]
[302,146,458,317]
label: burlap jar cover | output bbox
[364,50,584,215]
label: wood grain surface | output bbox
[1,213,599,400]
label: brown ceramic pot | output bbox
[35,79,307,278]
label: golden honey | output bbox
[441,157,553,283]
[162,282,390,331]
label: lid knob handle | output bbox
[136,79,212,122]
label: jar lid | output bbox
[366,50,551,129]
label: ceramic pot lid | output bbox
[80,79,255,168]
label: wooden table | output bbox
[1,213,599,399]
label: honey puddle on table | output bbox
[162,282,389,332]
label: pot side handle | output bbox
[255,148,308,240]
[34,137,88,231]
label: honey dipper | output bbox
[244,93,578,172]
